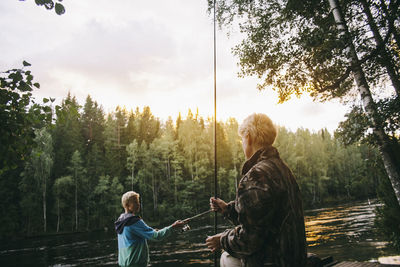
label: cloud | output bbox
[0,0,349,133]
[27,2,216,105]
[34,19,176,87]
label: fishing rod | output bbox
[185,209,213,221]
[213,1,218,266]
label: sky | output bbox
[0,0,350,132]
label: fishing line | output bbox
[213,1,218,266]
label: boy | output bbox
[115,191,187,267]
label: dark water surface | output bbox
[0,200,398,266]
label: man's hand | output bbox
[205,233,222,252]
[210,197,228,214]
[171,219,189,229]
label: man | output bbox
[206,113,307,267]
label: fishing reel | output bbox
[181,210,212,232]
[182,224,191,232]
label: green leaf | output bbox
[43,98,49,103]
[44,0,54,10]
[19,81,32,92]
[33,83,40,89]
[9,72,23,82]
[23,61,31,67]
[55,3,65,15]
[35,0,45,5]
[27,75,33,83]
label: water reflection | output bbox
[0,200,398,266]
[305,202,377,247]
[305,200,397,262]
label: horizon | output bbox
[54,91,339,134]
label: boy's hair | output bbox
[121,191,140,212]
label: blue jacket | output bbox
[115,213,173,267]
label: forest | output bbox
[0,85,391,238]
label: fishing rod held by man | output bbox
[185,209,212,221]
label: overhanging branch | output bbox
[318,23,393,93]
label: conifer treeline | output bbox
[8,93,386,237]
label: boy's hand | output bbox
[205,233,222,252]
[171,219,189,229]
[210,197,227,214]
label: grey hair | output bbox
[238,113,277,147]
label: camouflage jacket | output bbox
[220,146,307,267]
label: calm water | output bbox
[0,200,398,266]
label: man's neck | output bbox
[248,145,263,159]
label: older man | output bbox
[206,113,307,267]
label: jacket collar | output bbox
[114,213,141,234]
[241,145,279,175]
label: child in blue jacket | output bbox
[115,191,187,267]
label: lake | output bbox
[0,199,398,266]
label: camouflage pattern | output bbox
[220,146,307,267]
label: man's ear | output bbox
[247,133,252,146]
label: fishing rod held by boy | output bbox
[181,209,213,232]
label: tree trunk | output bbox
[43,188,46,233]
[75,169,78,231]
[360,0,400,96]
[57,197,60,233]
[131,166,134,191]
[152,170,157,216]
[139,174,144,218]
[86,206,90,231]
[346,176,351,199]
[190,161,194,181]
[41,162,47,233]
[174,167,177,205]
[166,157,171,181]
[329,0,400,206]
[28,213,31,236]
[195,152,198,179]
[312,183,316,204]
